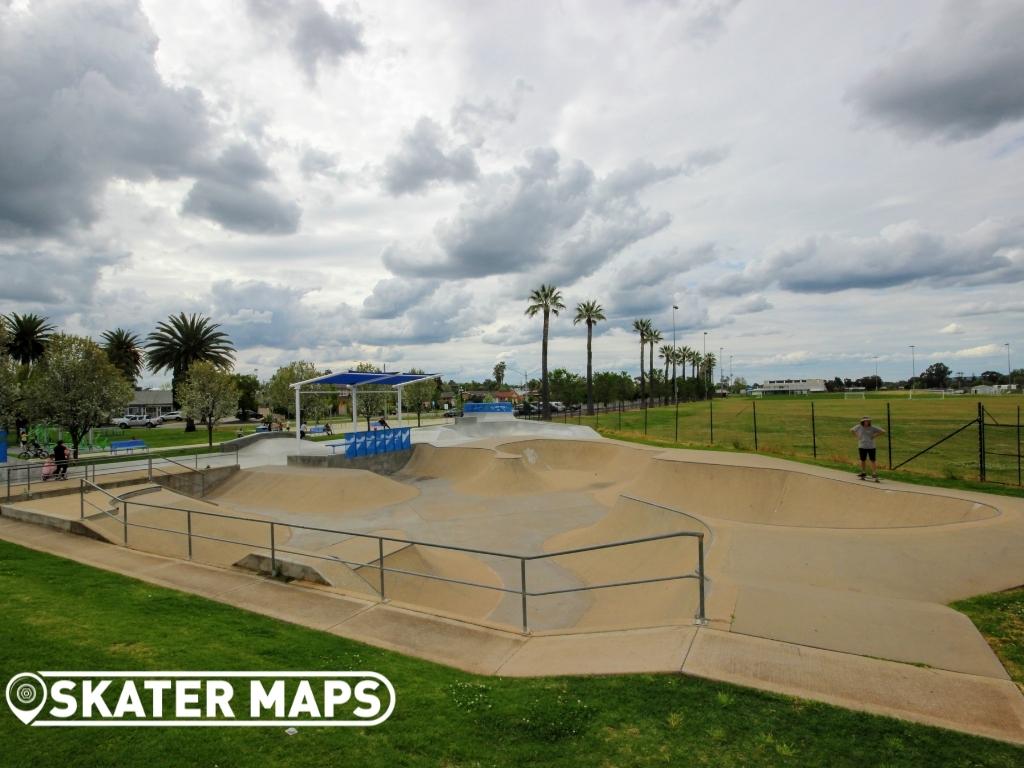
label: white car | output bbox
[161,410,183,421]
[115,414,162,428]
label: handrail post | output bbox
[122,501,128,544]
[269,522,276,577]
[696,534,706,625]
[520,557,528,634]
[186,509,193,560]
[79,479,84,519]
[378,537,386,600]
[147,456,152,482]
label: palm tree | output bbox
[102,328,144,385]
[703,353,718,396]
[676,345,692,401]
[146,313,236,431]
[493,361,506,389]
[689,350,702,384]
[658,344,674,405]
[574,300,606,415]
[632,319,651,405]
[3,312,54,365]
[525,285,565,420]
[647,327,662,407]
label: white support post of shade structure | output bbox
[294,385,302,453]
[351,385,358,433]
[397,386,403,427]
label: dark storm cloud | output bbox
[361,277,441,319]
[181,144,302,235]
[359,286,488,346]
[703,219,1024,297]
[382,148,678,283]
[0,243,128,307]
[381,118,480,196]
[848,2,1024,141]
[245,0,364,86]
[209,279,325,348]
[0,0,210,236]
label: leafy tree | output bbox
[573,300,605,415]
[146,313,235,431]
[492,361,506,389]
[525,284,565,420]
[921,364,950,391]
[593,371,636,406]
[403,369,441,415]
[233,373,260,417]
[101,328,144,385]
[25,334,133,458]
[265,362,334,421]
[549,368,585,406]
[4,312,54,365]
[0,345,20,428]
[632,318,651,404]
[980,370,1005,384]
[178,361,240,448]
[352,362,392,429]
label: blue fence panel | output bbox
[0,430,6,463]
[463,402,513,413]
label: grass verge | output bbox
[953,587,1024,686]
[0,540,1021,767]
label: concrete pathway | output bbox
[0,514,1021,745]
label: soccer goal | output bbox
[843,392,866,400]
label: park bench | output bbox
[306,425,330,435]
[109,439,147,455]
[325,427,411,458]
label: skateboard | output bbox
[858,473,881,483]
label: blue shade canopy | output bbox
[291,371,440,388]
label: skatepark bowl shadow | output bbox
[70,435,1024,669]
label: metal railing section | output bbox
[75,484,707,634]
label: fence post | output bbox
[1017,405,1021,487]
[26,463,30,495]
[269,522,276,576]
[378,537,386,600]
[752,399,759,451]
[7,465,11,498]
[811,402,817,459]
[977,401,983,480]
[520,557,529,634]
[674,399,680,443]
[122,501,128,544]
[696,535,706,624]
[186,509,193,560]
[618,402,622,430]
[644,404,648,435]
[708,398,714,444]
[886,401,892,470]
[147,456,153,482]
[79,479,84,519]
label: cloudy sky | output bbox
[2,0,1022,386]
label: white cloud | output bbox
[939,322,964,335]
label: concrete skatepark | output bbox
[2,412,1023,744]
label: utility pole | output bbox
[909,345,916,399]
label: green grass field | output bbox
[1,540,1021,767]
[565,394,1024,486]
[951,587,1024,686]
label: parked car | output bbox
[549,401,567,413]
[115,414,162,428]
[236,409,260,421]
[443,410,462,418]
[161,410,183,421]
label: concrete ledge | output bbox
[219,431,295,452]
[153,464,239,497]
[0,504,111,542]
[288,449,412,475]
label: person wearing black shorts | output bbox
[850,417,885,480]
[53,440,70,480]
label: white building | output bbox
[761,378,828,395]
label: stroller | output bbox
[41,456,57,481]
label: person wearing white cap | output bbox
[851,416,886,481]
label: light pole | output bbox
[672,304,678,403]
[909,345,916,399]
[719,346,724,391]
[1006,342,1012,387]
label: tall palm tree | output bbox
[574,300,606,415]
[3,312,54,365]
[647,327,662,407]
[689,350,702,382]
[525,285,565,420]
[658,344,674,405]
[146,313,236,430]
[676,345,693,400]
[703,353,718,396]
[632,319,651,405]
[102,328,144,385]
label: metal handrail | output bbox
[76,481,708,633]
[4,449,238,497]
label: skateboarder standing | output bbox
[851,417,885,481]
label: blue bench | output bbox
[325,427,412,458]
[306,425,330,435]
[110,439,147,454]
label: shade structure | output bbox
[290,370,440,451]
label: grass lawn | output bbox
[1,540,1021,767]
[567,394,1024,487]
[952,587,1024,686]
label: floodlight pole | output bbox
[1006,343,1012,387]
[672,305,678,403]
[909,345,916,399]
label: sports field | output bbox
[568,394,1024,486]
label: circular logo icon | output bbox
[5,672,48,725]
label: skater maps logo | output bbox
[4,671,394,727]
